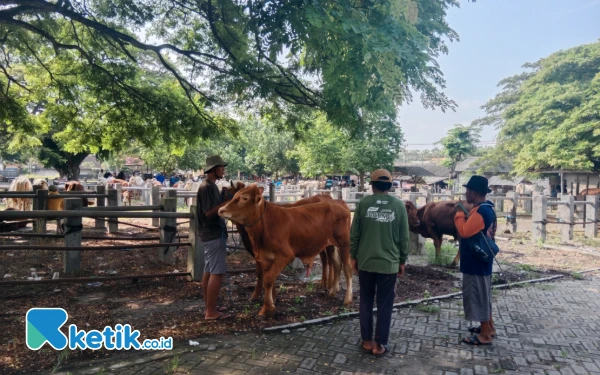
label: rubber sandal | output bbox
[360,341,373,353]
[462,335,492,346]
[372,344,389,357]
[468,326,496,337]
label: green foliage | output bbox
[571,272,585,280]
[425,242,457,266]
[1,0,459,153]
[417,304,440,314]
[438,125,480,177]
[475,42,600,174]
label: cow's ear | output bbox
[257,186,264,195]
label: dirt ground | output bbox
[0,212,598,373]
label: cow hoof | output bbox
[249,294,261,302]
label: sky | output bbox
[400,0,600,150]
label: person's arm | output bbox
[198,187,224,218]
[454,208,485,239]
[397,205,409,265]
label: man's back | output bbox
[350,194,409,274]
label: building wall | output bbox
[562,173,600,194]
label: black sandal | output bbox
[360,341,373,353]
[462,335,492,346]
[468,326,496,337]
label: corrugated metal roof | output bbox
[487,176,528,187]
[393,163,449,177]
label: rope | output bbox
[533,219,600,225]
[91,218,158,231]
[62,224,83,236]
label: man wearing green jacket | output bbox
[351,169,409,357]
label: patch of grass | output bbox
[561,350,568,358]
[300,315,306,321]
[553,364,561,370]
[490,368,505,374]
[535,284,556,291]
[417,304,440,314]
[425,242,457,266]
[423,290,432,299]
[306,282,316,293]
[323,310,333,316]
[289,307,298,313]
[52,350,69,373]
[251,348,257,360]
[516,263,536,272]
[295,296,303,305]
[278,284,288,293]
[166,356,179,373]
[451,287,460,293]
[571,272,585,280]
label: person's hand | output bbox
[397,264,405,278]
[351,259,358,275]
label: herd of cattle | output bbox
[1,176,469,318]
[218,182,469,318]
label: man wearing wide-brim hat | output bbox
[197,155,231,320]
[454,175,498,346]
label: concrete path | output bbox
[59,274,600,375]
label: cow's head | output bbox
[218,184,264,225]
[221,181,247,203]
[404,200,421,229]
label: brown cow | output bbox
[221,182,341,300]
[404,200,473,266]
[580,188,600,195]
[218,184,353,318]
[64,181,93,207]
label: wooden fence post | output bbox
[95,185,106,230]
[560,195,574,242]
[151,186,161,227]
[585,195,599,239]
[308,186,314,198]
[159,197,177,264]
[532,194,547,243]
[269,183,275,203]
[115,183,123,207]
[64,198,82,274]
[107,188,119,233]
[33,185,47,234]
[187,205,204,281]
[143,184,151,205]
[408,193,425,255]
[506,191,518,233]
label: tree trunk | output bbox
[38,137,89,180]
[359,170,365,192]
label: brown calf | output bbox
[219,184,353,319]
[404,200,473,266]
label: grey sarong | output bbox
[462,273,492,322]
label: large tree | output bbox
[437,124,480,181]
[1,0,458,131]
[475,42,600,174]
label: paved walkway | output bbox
[59,275,600,375]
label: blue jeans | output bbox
[359,270,397,346]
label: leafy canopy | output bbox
[437,124,480,176]
[476,41,600,174]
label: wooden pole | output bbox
[560,195,574,242]
[115,183,123,207]
[64,198,82,274]
[585,195,599,239]
[532,194,547,243]
[269,183,275,203]
[107,188,119,233]
[151,185,161,227]
[95,185,106,229]
[187,205,203,281]
[33,185,47,234]
[159,197,177,264]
